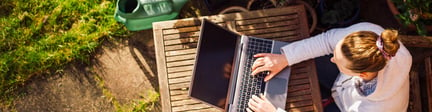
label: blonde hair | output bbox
[341,30,400,73]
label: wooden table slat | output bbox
[240,25,300,36]
[289,78,311,86]
[286,94,313,103]
[235,14,299,25]
[186,108,221,112]
[289,73,310,80]
[165,43,197,51]
[164,31,200,40]
[162,23,226,35]
[169,76,192,84]
[288,84,311,93]
[251,30,300,39]
[288,89,312,97]
[291,66,312,74]
[169,82,190,90]
[166,59,195,68]
[288,105,315,112]
[171,94,191,101]
[164,37,198,46]
[166,54,196,62]
[216,5,304,21]
[153,18,201,29]
[172,103,214,112]
[236,19,300,31]
[171,99,202,106]
[165,48,196,56]
[163,26,201,35]
[167,66,193,73]
[154,17,226,30]
[168,71,193,79]
[286,100,314,108]
[170,89,189,96]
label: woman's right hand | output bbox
[251,53,289,82]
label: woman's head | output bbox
[331,30,400,74]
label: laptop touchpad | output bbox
[265,77,288,109]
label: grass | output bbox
[131,91,160,112]
[0,0,130,103]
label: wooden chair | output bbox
[400,35,432,112]
[153,5,323,112]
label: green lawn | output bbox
[0,0,129,101]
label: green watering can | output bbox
[114,0,187,31]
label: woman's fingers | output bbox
[248,98,259,110]
[252,95,264,102]
[264,75,275,82]
[259,94,267,100]
[248,95,263,110]
[264,70,281,82]
[253,53,271,58]
[251,66,268,76]
[248,94,277,112]
[251,58,265,71]
[246,108,253,112]
[251,53,271,71]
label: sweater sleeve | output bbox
[275,108,287,112]
[281,22,385,66]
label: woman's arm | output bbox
[282,22,384,66]
[251,22,384,81]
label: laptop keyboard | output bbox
[237,37,273,111]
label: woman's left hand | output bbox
[247,94,276,112]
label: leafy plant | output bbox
[319,0,360,27]
[392,0,432,36]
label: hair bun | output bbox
[380,29,400,56]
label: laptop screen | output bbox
[189,19,239,109]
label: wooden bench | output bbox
[399,35,432,112]
[153,5,323,112]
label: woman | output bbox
[247,22,412,112]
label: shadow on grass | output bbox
[0,0,14,17]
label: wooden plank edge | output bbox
[400,35,432,48]
[305,60,323,112]
[153,28,172,112]
[409,64,422,112]
[425,57,432,112]
[296,4,310,37]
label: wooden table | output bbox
[153,5,323,112]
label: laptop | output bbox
[189,19,291,111]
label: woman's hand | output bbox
[247,94,276,112]
[251,53,289,82]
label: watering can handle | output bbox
[115,13,127,23]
